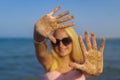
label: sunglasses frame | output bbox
[51,37,72,47]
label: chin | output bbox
[58,52,69,57]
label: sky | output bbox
[0,0,120,38]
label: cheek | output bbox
[68,44,73,53]
[53,43,73,55]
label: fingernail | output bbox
[85,30,88,34]
[91,32,94,36]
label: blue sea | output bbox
[0,38,120,80]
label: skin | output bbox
[52,29,74,73]
[70,31,106,76]
[34,6,106,76]
[53,29,73,57]
[34,6,75,43]
[34,6,75,73]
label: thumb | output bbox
[48,35,56,43]
[69,62,80,69]
[69,62,86,70]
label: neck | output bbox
[58,55,72,66]
[57,55,73,73]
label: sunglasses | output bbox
[51,37,72,47]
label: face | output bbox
[52,29,73,57]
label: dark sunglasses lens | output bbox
[56,39,60,46]
[51,39,60,46]
[62,38,72,46]
[51,37,72,46]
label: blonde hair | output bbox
[50,27,84,71]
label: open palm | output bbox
[70,31,106,76]
[34,6,75,43]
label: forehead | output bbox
[53,29,69,39]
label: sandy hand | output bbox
[70,31,106,76]
[34,6,75,43]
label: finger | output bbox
[57,15,74,23]
[48,34,56,43]
[85,31,92,51]
[49,6,61,16]
[100,38,106,53]
[56,22,75,29]
[78,36,87,54]
[69,62,82,69]
[55,10,69,19]
[91,32,97,50]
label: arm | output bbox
[34,29,53,71]
[34,6,75,71]
[70,31,106,77]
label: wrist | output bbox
[34,39,45,45]
[34,33,45,45]
[34,29,45,42]
[34,35,45,42]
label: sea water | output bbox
[0,38,120,80]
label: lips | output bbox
[59,48,66,52]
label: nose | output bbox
[59,41,64,47]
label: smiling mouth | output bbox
[59,48,66,52]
